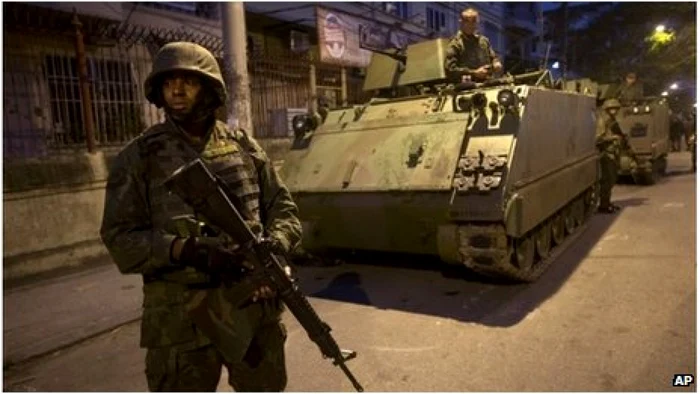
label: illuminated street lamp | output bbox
[661,91,669,96]
[656,25,666,32]
[670,83,679,90]
[552,61,560,69]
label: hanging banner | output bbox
[316,6,420,68]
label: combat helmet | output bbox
[602,98,621,110]
[144,42,226,108]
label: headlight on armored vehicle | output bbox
[497,89,517,108]
[456,96,472,112]
[472,93,487,110]
[292,114,313,137]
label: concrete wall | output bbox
[3,138,293,280]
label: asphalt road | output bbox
[3,152,696,392]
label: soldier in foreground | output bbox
[100,42,301,391]
[596,99,625,213]
[444,7,502,83]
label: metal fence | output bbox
[3,27,367,158]
[4,33,163,158]
[248,54,366,138]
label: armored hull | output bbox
[280,82,599,282]
[615,98,670,184]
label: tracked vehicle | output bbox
[279,38,600,282]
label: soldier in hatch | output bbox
[444,7,503,83]
[615,71,644,104]
[100,42,302,392]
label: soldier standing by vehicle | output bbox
[670,112,685,151]
[596,99,625,213]
[444,7,503,83]
[100,42,302,392]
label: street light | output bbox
[670,83,679,90]
[552,61,560,69]
[656,24,666,32]
[661,91,669,96]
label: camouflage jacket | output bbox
[616,82,644,104]
[596,114,622,158]
[100,117,302,348]
[444,31,500,81]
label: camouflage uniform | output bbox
[596,99,623,212]
[100,42,302,392]
[615,81,644,104]
[444,31,500,82]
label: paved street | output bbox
[3,152,696,392]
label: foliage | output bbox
[549,2,696,96]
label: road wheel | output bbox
[563,205,576,234]
[513,235,535,271]
[551,214,566,245]
[534,222,552,260]
[572,197,586,227]
[583,185,599,219]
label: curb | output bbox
[3,315,142,369]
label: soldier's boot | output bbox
[598,204,620,214]
[598,190,620,214]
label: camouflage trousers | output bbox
[599,153,619,207]
[145,320,287,392]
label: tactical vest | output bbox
[136,119,262,285]
[134,120,279,351]
[453,33,492,70]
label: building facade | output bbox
[4,1,516,160]
[502,3,547,73]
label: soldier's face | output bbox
[161,71,203,115]
[460,13,479,34]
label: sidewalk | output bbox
[3,260,143,366]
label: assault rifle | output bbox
[610,119,639,162]
[163,158,364,392]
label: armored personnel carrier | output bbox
[615,98,670,184]
[279,38,600,282]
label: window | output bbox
[290,30,310,53]
[426,7,447,32]
[383,2,409,19]
[43,55,142,145]
[140,2,219,20]
[44,55,83,145]
[90,59,142,144]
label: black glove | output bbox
[178,236,249,275]
[259,236,286,256]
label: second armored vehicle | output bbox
[615,98,670,184]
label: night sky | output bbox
[541,2,562,11]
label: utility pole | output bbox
[71,11,97,153]
[221,2,254,134]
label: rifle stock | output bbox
[163,159,365,392]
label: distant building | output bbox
[502,3,547,73]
